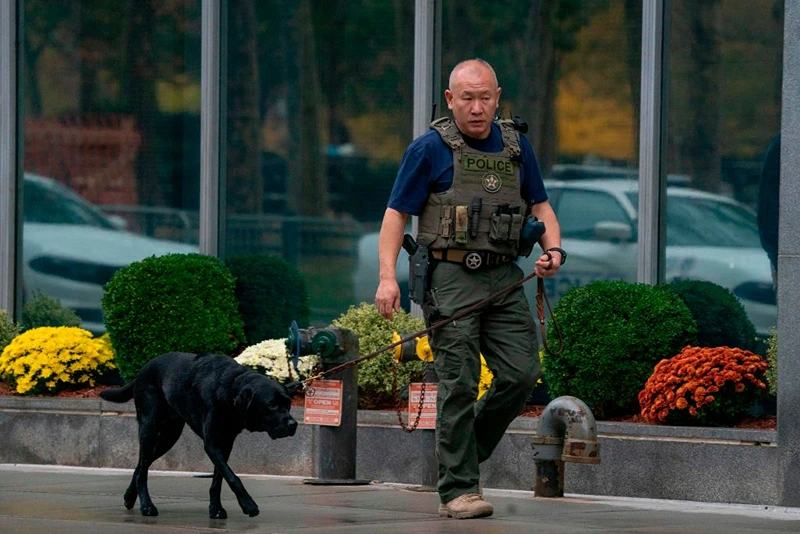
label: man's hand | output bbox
[375,279,402,320]
[375,208,409,321]
[534,249,562,278]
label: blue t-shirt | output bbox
[387,122,547,215]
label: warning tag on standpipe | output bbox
[408,382,437,430]
[303,380,343,427]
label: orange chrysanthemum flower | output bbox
[638,346,768,425]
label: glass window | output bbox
[441,1,643,305]
[441,1,642,178]
[20,0,202,333]
[663,0,783,338]
[664,196,761,248]
[222,1,415,325]
[557,189,631,240]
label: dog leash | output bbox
[288,273,563,395]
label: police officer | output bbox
[375,58,564,519]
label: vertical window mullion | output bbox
[637,0,667,285]
[0,0,19,315]
[200,0,222,257]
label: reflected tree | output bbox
[282,0,327,217]
[684,0,722,193]
[624,0,642,151]
[442,0,606,173]
[123,0,162,206]
[22,0,202,208]
[226,0,263,214]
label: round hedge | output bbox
[666,280,759,353]
[544,280,698,417]
[225,254,309,346]
[102,253,245,380]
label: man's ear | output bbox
[235,386,253,411]
[444,89,454,109]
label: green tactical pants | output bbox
[425,260,541,504]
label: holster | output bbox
[408,245,429,306]
[403,234,430,306]
[519,216,546,257]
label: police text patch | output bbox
[462,155,514,175]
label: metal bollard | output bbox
[288,326,371,485]
[530,396,600,497]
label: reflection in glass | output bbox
[441,1,643,316]
[223,1,414,325]
[664,0,783,337]
[20,0,202,333]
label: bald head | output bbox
[444,59,501,139]
[448,59,499,92]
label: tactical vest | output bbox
[417,117,527,257]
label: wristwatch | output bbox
[546,247,567,265]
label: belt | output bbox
[430,249,515,270]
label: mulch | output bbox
[0,383,776,430]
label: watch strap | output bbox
[545,247,567,265]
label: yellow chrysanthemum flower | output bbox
[0,326,116,396]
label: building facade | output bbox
[1,0,799,504]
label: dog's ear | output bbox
[234,386,254,411]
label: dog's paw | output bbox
[209,505,228,519]
[242,502,259,517]
[123,491,137,510]
[140,503,159,517]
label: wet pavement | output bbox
[1,464,800,533]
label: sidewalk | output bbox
[1,464,799,533]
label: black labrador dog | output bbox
[100,352,298,518]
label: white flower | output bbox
[235,338,318,383]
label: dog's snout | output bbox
[287,417,298,434]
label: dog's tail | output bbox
[99,380,136,403]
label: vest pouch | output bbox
[509,213,523,247]
[439,205,454,241]
[454,205,469,245]
[489,212,512,244]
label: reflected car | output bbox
[22,173,199,333]
[353,179,775,337]
[353,223,410,311]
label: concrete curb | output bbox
[0,397,779,505]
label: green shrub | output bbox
[0,309,21,354]
[766,327,777,396]
[0,326,116,395]
[225,254,309,345]
[332,303,425,409]
[102,253,246,380]
[21,292,81,331]
[666,280,759,353]
[544,280,697,417]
